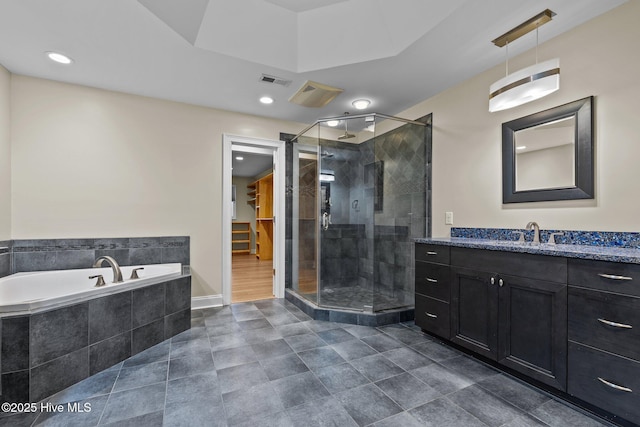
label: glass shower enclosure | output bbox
[291,113,428,313]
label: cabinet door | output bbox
[498,274,567,391]
[451,267,498,360]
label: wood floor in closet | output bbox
[231,254,274,303]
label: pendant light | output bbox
[489,9,560,113]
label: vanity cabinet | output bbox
[449,247,567,390]
[414,244,451,338]
[567,258,640,424]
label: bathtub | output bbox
[0,263,182,315]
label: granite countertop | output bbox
[415,237,640,264]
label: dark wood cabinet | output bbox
[414,244,450,338]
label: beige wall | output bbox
[401,1,640,237]
[0,65,10,240]
[10,75,304,296]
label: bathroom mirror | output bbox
[502,96,594,203]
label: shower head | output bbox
[321,150,334,158]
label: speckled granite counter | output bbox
[415,237,640,264]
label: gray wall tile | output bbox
[1,316,30,373]
[165,277,191,314]
[89,292,132,344]
[129,248,162,265]
[132,283,165,328]
[1,370,30,403]
[54,249,95,270]
[30,348,89,402]
[132,319,165,356]
[13,251,58,272]
[164,309,191,338]
[89,332,131,375]
[30,303,89,367]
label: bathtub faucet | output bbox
[93,256,123,283]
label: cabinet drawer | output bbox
[415,261,450,302]
[415,294,450,338]
[568,258,640,297]
[568,341,640,425]
[415,244,450,265]
[569,286,640,361]
[451,247,566,283]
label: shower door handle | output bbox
[322,212,331,231]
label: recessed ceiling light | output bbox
[235,156,244,161]
[326,120,339,127]
[46,51,73,65]
[516,146,527,150]
[259,96,274,104]
[352,99,371,110]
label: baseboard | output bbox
[191,294,223,309]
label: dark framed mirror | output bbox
[502,96,594,203]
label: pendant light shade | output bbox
[489,58,560,112]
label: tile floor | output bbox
[301,286,407,311]
[0,298,613,427]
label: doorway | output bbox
[222,135,285,305]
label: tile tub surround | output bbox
[0,240,10,278]
[0,275,191,403]
[7,236,189,274]
[417,231,640,264]
[0,299,613,427]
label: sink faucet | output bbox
[93,256,123,283]
[526,222,540,244]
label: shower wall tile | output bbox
[55,249,95,270]
[129,248,163,265]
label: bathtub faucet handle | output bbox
[89,274,106,287]
[130,267,144,280]
[93,255,123,283]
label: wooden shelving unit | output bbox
[249,173,273,261]
[231,221,251,254]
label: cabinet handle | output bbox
[498,278,504,287]
[597,377,633,393]
[425,278,438,283]
[598,273,633,281]
[425,312,438,319]
[490,277,495,285]
[597,318,633,329]
[426,251,438,256]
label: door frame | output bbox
[222,134,286,305]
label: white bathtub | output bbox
[0,263,182,315]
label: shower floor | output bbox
[300,285,408,312]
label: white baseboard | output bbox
[191,294,223,309]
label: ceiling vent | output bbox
[289,80,344,108]
[259,74,292,86]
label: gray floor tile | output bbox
[260,353,309,381]
[213,345,258,370]
[412,340,461,362]
[360,334,404,352]
[101,410,164,427]
[409,397,487,427]
[448,384,524,426]
[350,354,405,382]
[236,318,271,330]
[206,321,242,337]
[315,362,370,394]
[209,332,248,352]
[112,360,168,393]
[170,326,208,343]
[287,396,358,427]
[383,347,434,371]
[164,400,225,427]
[217,361,270,394]
[378,324,432,346]
[371,411,427,427]
[303,320,341,333]
[375,372,441,410]
[284,333,327,352]
[274,323,312,337]
[99,382,166,425]
[48,367,119,405]
[232,309,265,322]
[272,371,331,408]
[530,400,609,427]
[168,351,215,381]
[410,363,475,395]
[335,384,403,426]
[165,371,222,406]
[503,414,551,427]
[343,325,382,339]
[170,337,211,359]
[331,339,378,361]
[232,411,293,427]
[223,382,284,426]
[240,327,282,344]
[298,346,346,370]
[265,313,299,327]
[316,328,357,345]
[34,395,108,427]
[204,313,235,327]
[230,302,259,313]
[440,355,500,382]
[478,374,550,412]
[250,339,293,360]
[0,413,39,427]
[122,341,170,368]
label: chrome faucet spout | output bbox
[93,255,123,283]
[526,221,540,244]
